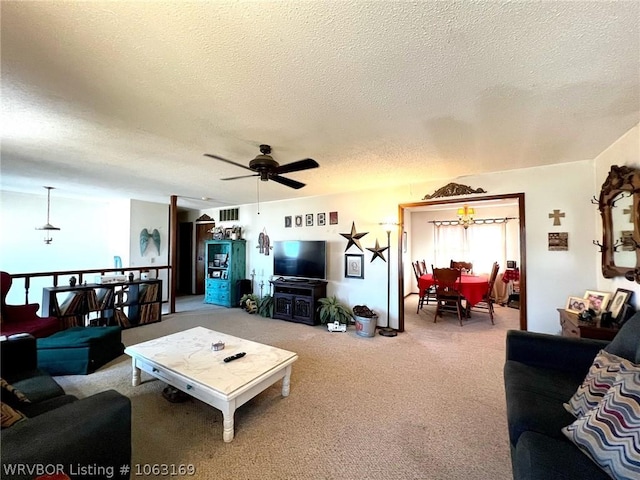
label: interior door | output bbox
[177,222,193,294]
[195,222,214,294]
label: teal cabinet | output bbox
[204,240,246,307]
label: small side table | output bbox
[557,308,618,341]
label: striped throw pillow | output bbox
[564,350,632,418]
[1,402,25,428]
[562,363,640,479]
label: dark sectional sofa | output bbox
[1,334,131,480]
[504,312,640,479]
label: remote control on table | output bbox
[223,352,246,363]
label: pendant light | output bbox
[457,205,475,229]
[36,186,60,244]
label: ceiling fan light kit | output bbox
[204,144,319,190]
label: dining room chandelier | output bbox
[457,205,475,229]
[35,186,60,244]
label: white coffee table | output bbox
[124,326,298,442]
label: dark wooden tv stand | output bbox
[271,279,327,325]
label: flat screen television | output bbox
[273,240,327,280]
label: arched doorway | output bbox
[395,193,527,332]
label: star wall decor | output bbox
[366,238,388,263]
[340,221,368,252]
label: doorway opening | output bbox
[396,193,527,332]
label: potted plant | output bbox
[258,294,274,318]
[239,293,259,313]
[318,296,353,326]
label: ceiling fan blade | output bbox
[204,153,253,171]
[221,174,260,181]
[274,158,319,175]
[270,175,306,189]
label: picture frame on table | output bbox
[608,288,634,322]
[583,290,612,315]
[566,296,588,315]
[345,254,364,279]
[212,271,221,278]
[224,228,233,239]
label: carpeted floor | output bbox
[55,295,518,480]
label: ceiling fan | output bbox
[204,144,319,189]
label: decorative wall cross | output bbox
[548,209,565,226]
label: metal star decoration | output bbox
[340,222,368,252]
[366,238,388,263]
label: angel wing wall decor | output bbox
[140,228,161,256]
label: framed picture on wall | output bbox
[345,254,364,279]
[317,212,326,226]
[295,215,303,227]
[305,213,314,226]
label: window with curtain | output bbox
[433,222,508,275]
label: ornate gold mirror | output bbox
[598,165,640,282]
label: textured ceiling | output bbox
[1,1,638,209]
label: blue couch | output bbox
[504,312,640,479]
[1,334,131,480]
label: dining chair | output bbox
[432,267,464,326]
[419,260,427,276]
[450,260,473,274]
[468,262,500,323]
[412,261,435,312]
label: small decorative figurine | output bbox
[69,276,77,287]
[327,321,347,333]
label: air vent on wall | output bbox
[220,208,239,222]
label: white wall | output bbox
[0,190,130,306]
[0,192,171,308]
[200,191,402,327]
[198,159,595,334]
[408,161,596,334]
[129,199,170,299]
[594,124,640,306]
[3,125,638,333]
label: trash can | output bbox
[355,314,378,337]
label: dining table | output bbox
[418,273,490,307]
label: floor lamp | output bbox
[379,222,398,337]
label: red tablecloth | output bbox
[419,274,489,306]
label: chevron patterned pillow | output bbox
[562,363,640,479]
[564,349,633,418]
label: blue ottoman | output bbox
[37,326,124,375]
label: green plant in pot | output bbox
[239,293,259,313]
[258,294,274,318]
[318,296,353,325]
